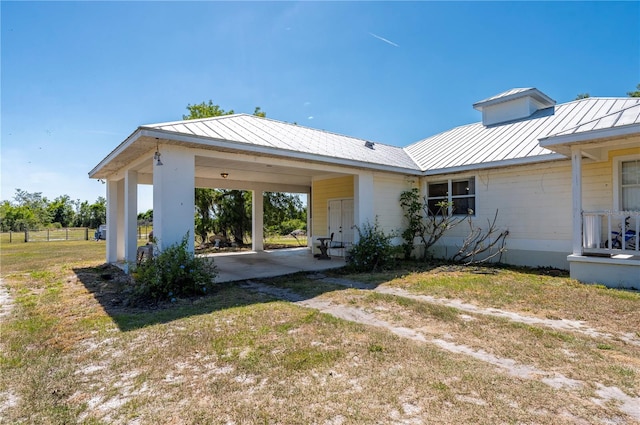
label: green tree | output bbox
[138,209,153,223]
[575,93,590,100]
[183,100,234,120]
[215,190,252,244]
[628,83,640,97]
[48,195,75,227]
[183,101,307,245]
[184,100,267,246]
[88,197,107,229]
[13,189,51,228]
[0,201,37,231]
[194,188,218,244]
[263,192,306,235]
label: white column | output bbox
[354,172,375,243]
[306,187,312,248]
[571,146,583,255]
[252,189,264,251]
[153,146,195,253]
[116,180,125,260]
[106,180,119,263]
[124,170,138,264]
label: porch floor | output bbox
[200,247,346,283]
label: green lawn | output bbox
[1,241,638,424]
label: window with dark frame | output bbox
[427,177,475,216]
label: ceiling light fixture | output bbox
[220,172,229,179]
[154,139,163,166]
[154,151,163,166]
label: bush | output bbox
[279,218,307,235]
[132,234,218,302]
[346,220,399,272]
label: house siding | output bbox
[373,173,416,242]
[583,147,640,211]
[583,157,612,212]
[426,160,574,268]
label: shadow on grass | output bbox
[72,263,399,332]
[73,264,272,332]
[74,260,564,333]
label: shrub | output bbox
[132,233,218,302]
[346,220,399,272]
[279,218,307,235]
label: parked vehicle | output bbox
[97,224,107,240]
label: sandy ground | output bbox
[240,277,640,421]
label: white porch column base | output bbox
[252,190,264,251]
[153,146,195,253]
[124,170,138,264]
[354,172,375,243]
[571,146,583,255]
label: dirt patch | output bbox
[241,278,640,422]
[0,278,14,319]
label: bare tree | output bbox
[450,210,509,264]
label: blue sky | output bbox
[2,1,638,212]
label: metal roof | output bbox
[90,92,640,180]
[545,101,640,138]
[405,97,640,173]
[143,114,419,171]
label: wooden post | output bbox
[66,228,69,240]
[47,229,50,241]
[85,228,89,240]
[24,230,28,243]
[9,232,12,243]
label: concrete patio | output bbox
[201,247,346,283]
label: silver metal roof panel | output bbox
[91,93,640,180]
[405,97,640,172]
[145,114,419,171]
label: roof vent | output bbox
[365,141,375,149]
[473,88,556,126]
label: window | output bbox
[621,159,640,211]
[427,177,475,215]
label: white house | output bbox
[89,88,640,288]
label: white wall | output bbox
[373,173,415,244]
[482,97,537,126]
[426,160,574,269]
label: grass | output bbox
[1,242,639,424]
[264,234,308,248]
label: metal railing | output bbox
[582,211,639,255]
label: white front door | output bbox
[328,199,354,255]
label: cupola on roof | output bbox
[473,88,556,126]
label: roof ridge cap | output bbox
[142,113,248,128]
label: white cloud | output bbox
[369,32,399,47]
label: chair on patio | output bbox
[315,233,335,260]
[328,233,345,255]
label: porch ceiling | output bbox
[194,156,318,187]
[133,153,323,188]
